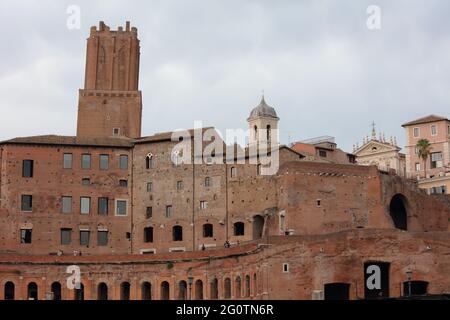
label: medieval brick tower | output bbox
[76,21,142,138]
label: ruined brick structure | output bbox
[0,22,449,300]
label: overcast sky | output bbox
[0,0,449,152]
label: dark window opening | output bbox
[144,227,154,243]
[80,230,90,246]
[20,229,32,244]
[27,282,38,300]
[21,195,32,212]
[142,282,152,300]
[324,283,350,300]
[119,179,128,187]
[97,231,108,246]
[178,281,187,300]
[234,222,245,236]
[51,282,61,300]
[253,215,264,240]
[160,281,170,300]
[319,150,327,157]
[245,275,250,297]
[98,197,108,215]
[224,278,231,299]
[97,282,108,300]
[364,262,390,299]
[203,224,213,238]
[4,281,15,300]
[74,283,84,300]
[81,178,90,186]
[195,280,203,300]
[22,160,34,178]
[146,206,153,218]
[173,225,183,241]
[210,278,218,300]
[120,282,131,300]
[235,277,241,298]
[60,228,72,245]
[403,281,429,296]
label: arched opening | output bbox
[233,222,245,236]
[245,275,250,297]
[266,125,271,141]
[210,278,218,300]
[254,125,258,140]
[195,280,203,300]
[27,282,38,300]
[203,223,213,238]
[235,276,241,299]
[97,282,108,300]
[74,283,84,300]
[224,278,231,299]
[145,154,154,169]
[173,225,183,241]
[253,274,257,296]
[403,280,429,296]
[324,283,350,300]
[160,281,170,300]
[389,194,408,230]
[178,280,187,300]
[51,282,62,300]
[253,215,264,240]
[120,282,131,300]
[4,281,15,300]
[141,282,152,300]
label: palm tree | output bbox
[416,139,432,179]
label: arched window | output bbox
[160,281,170,300]
[4,281,15,300]
[120,282,131,300]
[389,194,408,230]
[266,125,271,141]
[235,276,241,299]
[245,275,250,297]
[178,281,187,300]
[145,153,154,169]
[195,280,203,300]
[74,283,84,300]
[97,282,108,300]
[173,225,183,241]
[142,282,152,300]
[234,222,245,236]
[210,278,218,300]
[203,224,213,238]
[27,282,38,300]
[51,282,61,300]
[224,278,231,299]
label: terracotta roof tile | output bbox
[401,115,449,127]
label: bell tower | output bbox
[76,21,142,138]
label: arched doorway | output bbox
[160,281,170,300]
[253,215,264,240]
[195,280,203,300]
[389,194,408,230]
[178,280,187,300]
[51,282,62,300]
[324,283,350,300]
[27,282,38,300]
[97,282,108,300]
[141,282,152,300]
[4,281,15,300]
[224,278,231,299]
[120,282,131,300]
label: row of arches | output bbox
[3,274,260,300]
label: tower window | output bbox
[146,154,154,169]
[144,227,154,243]
[283,263,289,273]
[266,125,271,141]
[203,224,213,238]
[22,160,34,178]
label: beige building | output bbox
[353,124,406,177]
[402,115,450,194]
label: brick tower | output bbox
[76,21,142,138]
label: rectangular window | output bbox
[415,163,421,172]
[204,177,211,187]
[80,230,90,246]
[146,207,153,219]
[81,154,91,169]
[60,228,72,245]
[20,229,32,244]
[22,160,34,178]
[144,227,153,243]
[147,182,153,192]
[97,231,108,246]
[116,200,127,216]
[119,155,128,170]
[200,201,208,210]
[80,197,91,214]
[165,205,172,218]
[230,167,237,178]
[98,197,108,215]
[62,196,72,213]
[431,124,437,136]
[318,150,327,157]
[177,181,183,190]
[113,128,120,136]
[63,153,73,169]
[430,152,443,169]
[413,127,420,138]
[119,179,128,187]
[99,154,109,170]
[81,178,90,186]
[21,195,32,212]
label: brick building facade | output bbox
[0,22,449,300]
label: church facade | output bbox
[0,22,449,300]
